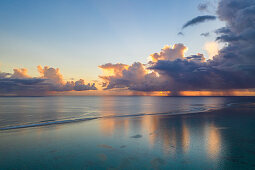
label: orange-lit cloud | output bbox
[11,68,31,79]
[98,63,129,77]
[204,41,219,59]
[0,66,97,96]
[98,40,255,95]
[37,65,64,85]
[148,43,188,62]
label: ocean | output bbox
[0,96,255,169]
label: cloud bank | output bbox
[0,66,96,96]
[99,0,255,95]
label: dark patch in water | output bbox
[49,150,57,153]
[120,145,126,148]
[119,157,137,169]
[98,144,113,149]
[150,158,165,169]
[97,153,107,161]
[130,134,142,138]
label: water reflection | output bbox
[206,123,221,159]
[181,120,190,153]
[98,97,223,162]
[141,115,159,147]
[2,97,255,169]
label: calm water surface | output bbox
[0,96,255,169]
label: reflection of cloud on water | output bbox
[182,121,190,153]
[100,118,116,136]
[205,123,221,159]
[141,115,159,147]
[97,102,223,163]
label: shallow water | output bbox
[0,96,251,129]
[0,96,255,169]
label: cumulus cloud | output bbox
[11,68,31,79]
[148,44,187,62]
[0,66,96,96]
[99,0,255,94]
[182,15,216,29]
[99,46,210,92]
[99,62,167,91]
[98,63,129,77]
[37,66,64,84]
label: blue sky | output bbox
[0,0,224,81]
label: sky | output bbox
[0,0,255,96]
[0,0,223,79]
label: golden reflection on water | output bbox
[181,121,190,153]
[98,97,222,160]
[206,123,221,159]
[165,127,177,155]
[141,115,159,147]
[101,118,116,136]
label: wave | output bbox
[1,101,250,131]
[0,109,213,131]
[0,117,99,130]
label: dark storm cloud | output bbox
[182,15,216,29]
[150,59,255,91]
[215,0,255,66]
[0,78,49,96]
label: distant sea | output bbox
[1,96,255,169]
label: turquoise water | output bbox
[0,96,255,169]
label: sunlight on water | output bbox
[1,96,255,169]
[206,123,221,159]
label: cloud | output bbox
[2,0,254,96]
[182,15,216,29]
[98,63,129,77]
[100,0,255,94]
[204,41,219,59]
[0,78,48,96]
[99,0,255,94]
[0,72,11,78]
[99,45,211,92]
[0,66,97,96]
[177,32,184,36]
[200,32,210,37]
[36,65,96,92]
[148,44,188,62]
[215,0,255,67]
[11,68,31,79]
[198,2,209,12]
[37,66,64,84]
